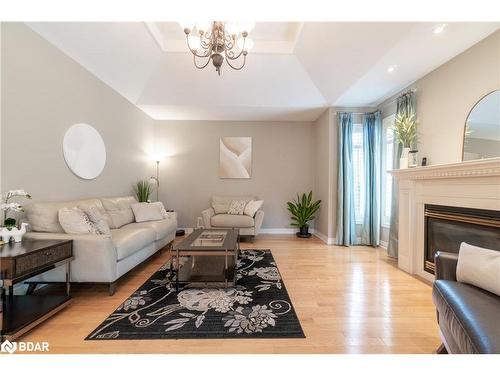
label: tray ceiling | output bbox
[27,22,499,121]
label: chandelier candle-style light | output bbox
[181,21,255,76]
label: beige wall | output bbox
[379,30,500,165]
[1,23,155,203]
[154,120,315,229]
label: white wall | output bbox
[1,23,155,203]
[153,120,315,229]
[379,30,500,166]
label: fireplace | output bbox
[424,204,500,274]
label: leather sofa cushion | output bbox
[111,227,156,261]
[432,280,500,354]
[123,219,176,241]
[26,198,104,233]
[211,214,254,228]
[101,196,137,229]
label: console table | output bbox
[0,238,73,342]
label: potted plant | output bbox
[1,189,31,243]
[287,191,321,238]
[134,180,153,203]
[393,109,417,169]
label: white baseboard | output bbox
[379,240,388,249]
[260,228,296,234]
[312,230,336,245]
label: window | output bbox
[381,115,395,227]
[352,123,365,224]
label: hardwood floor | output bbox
[20,234,440,354]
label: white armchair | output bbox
[201,196,264,239]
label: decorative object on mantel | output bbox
[287,191,321,238]
[393,110,418,169]
[462,89,500,161]
[421,157,428,166]
[134,180,154,203]
[0,189,32,244]
[408,150,418,168]
[180,21,255,76]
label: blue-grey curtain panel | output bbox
[361,111,382,246]
[387,91,415,258]
[335,112,356,246]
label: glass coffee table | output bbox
[171,228,240,292]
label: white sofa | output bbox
[201,196,264,240]
[23,196,177,295]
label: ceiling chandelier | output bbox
[181,21,255,76]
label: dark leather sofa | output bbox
[432,251,500,354]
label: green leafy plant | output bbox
[4,218,16,229]
[134,180,153,203]
[287,191,321,228]
[393,110,418,148]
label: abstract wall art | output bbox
[219,137,252,178]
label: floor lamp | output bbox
[149,160,160,202]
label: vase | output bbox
[400,147,411,169]
[0,223,28,243]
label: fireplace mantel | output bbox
[388,157,500,282]
[390,157,500,180]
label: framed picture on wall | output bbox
[219,137,252,178]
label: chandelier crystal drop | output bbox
[181,21,254,76]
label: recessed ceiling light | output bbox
[433,24,447,34]
[387,65,397,73]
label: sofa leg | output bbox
[436,343,448,354]
[108,282,117,296]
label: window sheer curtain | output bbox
[336,112,356,246]
[361,111,381,246]
[387,92,415,258]
[336,111,382,247]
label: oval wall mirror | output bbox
[463,90,500,161]
[63,123,106,179]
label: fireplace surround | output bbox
[424,204,500,274]
[390,158,500,282]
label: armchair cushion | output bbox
[211,195,254,214]
[211,214,254,228]
[244,200,264,217]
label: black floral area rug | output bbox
[86,250,305,340]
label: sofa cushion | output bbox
[432,280,500,354]
[123,219,176,241]
[58,207,99,234]
[457,242,500,296]
[101,196,137,229]
[25,198,103,233]
[111,226,156,261]
[131,202,164,222]
[212,195,255,214]
[211,214,254,228]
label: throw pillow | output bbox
[456,242,500,296]
[131,202,164,223]
[227,200,247,215]
[244,200,264,217]
[78,205,111,235]
[151,201,169,219]
[58,207,99,235]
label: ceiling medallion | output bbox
[181,21,255,76]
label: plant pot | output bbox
[400,147,411,169]
[296,225,312,238]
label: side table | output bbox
[0,238,73,342]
